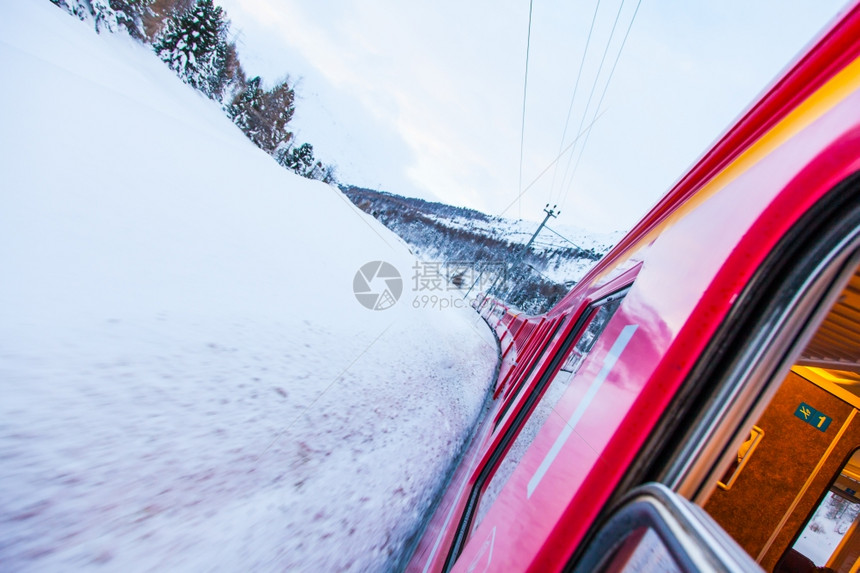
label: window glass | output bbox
[602,527,682,573]
[471,294,626,532]
[785,448,860,571]
[495,317,566,427]
[562,298,623,376]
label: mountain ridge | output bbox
[341,184,622,314]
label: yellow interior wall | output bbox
[704,371,858,570]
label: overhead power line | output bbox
[543,224,586,251]
[499,109,606,217]
[548,0,603,206]
[557,0,627,204]
[560,0,643,211]
[517,0,535,219]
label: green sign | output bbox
[795,402,832,432]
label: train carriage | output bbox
[407,2,860,571]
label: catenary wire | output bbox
[557,0,626,201]
[548,0,602,206]
[517,0,535,218]
[499,109,606,217]
[543,224,586,251]
[559,0,643,211]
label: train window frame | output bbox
[565,174,860,572]
[778,447,860,571]
[572,483,761,573]
[493,316,568,428]
[671,215,860,505]
[442,286,631,572]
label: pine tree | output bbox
[215,42,246,104]
[258,80,295,154]
[228,76,265,145]
[108,0,155,39]
[153,0,229,98]
[52,0,153,36]
[278,142,315,176]
[228,77,295,154]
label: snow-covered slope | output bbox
[0,3,497,571]
[343,186,623,314]
[421,212,624,285]
[344,186,622,282]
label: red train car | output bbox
[407,3,860,572]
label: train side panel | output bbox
[409,4,860,572]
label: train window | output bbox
[633,178,860,573]
[780,449,860,572]
[562,297,624,376]
[494,316,567,428]
[470,292,627,534]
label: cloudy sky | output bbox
[215,0,848,233]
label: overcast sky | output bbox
[215,0,848,233]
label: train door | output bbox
[567,178,860,572]
[687,257,860,572]
[567,348,860,572]
[662,180,860,572]
[703,362,860,572]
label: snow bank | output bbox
[0,2,497,570]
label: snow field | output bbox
[0,2,498,570]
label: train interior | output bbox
[699,264,860,572]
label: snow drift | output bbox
[0,2,497,571]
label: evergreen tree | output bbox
[90,0,120,32]
[153,0,229,98]
[228,77,295,154]
[275,142,337,183]
[228,76,265,145]
[108,0,155,39]
[52,0,153,36]
[258,81,295,154]
[215,42,246,104]
[279,142,316,176]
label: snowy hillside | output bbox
[0,3,497,571]
[343,186,623,314]
[419,211,623,285]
